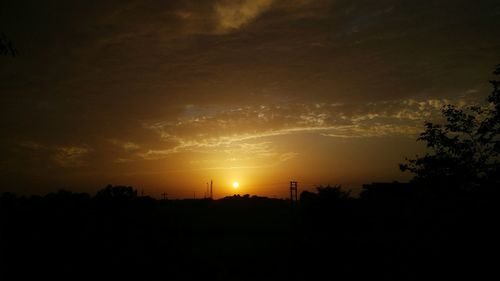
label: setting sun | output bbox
[232,181,239,189]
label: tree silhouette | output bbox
[300,185,350,204]
[400,64,500,189]
[0,33,18,57]
[300,185,352,217]
[95,185,138,199]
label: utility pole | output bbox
[161,192,167,200]
[290,181,298,206]
[210,179,213,199]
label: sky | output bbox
[1,0,500,198]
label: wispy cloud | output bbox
[16,142,93,168]
[18,141,46,150]
[108,139,141,152]
[214,0,275,33]
[135,97,472,163]
[166,0,325,34]
[52,145,91,168]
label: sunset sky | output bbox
[1,0,499,198]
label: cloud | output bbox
[108,139,141,152]
[18,141,46,150]
[135,97,475,165]
[144,97,457,139]
[214,0,276,33]
[52,146,91,168]
[211,0,324,34]
[15,142,94,168]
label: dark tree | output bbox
[0,33,18,57]
[95,184,138,199]
[300,185,350,204]
[400,65,500,189]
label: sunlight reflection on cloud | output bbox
[137,97,475,163]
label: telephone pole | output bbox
[210,179,213,199]
[290,181,298,206]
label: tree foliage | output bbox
[400,65,500,189]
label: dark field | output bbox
[1,185,498,280]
